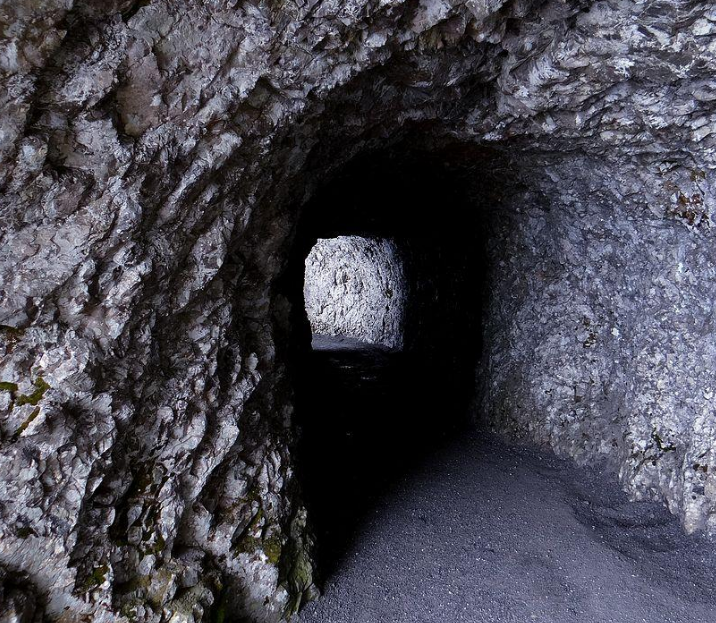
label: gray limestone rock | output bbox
[304,237,406,349]
[1,0,715,621]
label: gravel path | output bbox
[295,337,716,623]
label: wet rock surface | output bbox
[297,339,716,623]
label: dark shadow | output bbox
[295,336,471,580]
[284,143,497,583]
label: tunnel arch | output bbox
[303,235,408,349]
[0,1,715,622]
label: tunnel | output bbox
[1,1,716,622]
[285,150,489,584]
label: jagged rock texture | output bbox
[478,153,716,537]
[304,237,405,349]
[1,0,715,621]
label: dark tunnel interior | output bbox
[276,145,716,623]
[285,146,492,580]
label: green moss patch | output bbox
[210,586,230,623]
[12,407,40,441]
[78,564,110,593]
[16,377,50,407]
[15,525,36,538]
[263,534,283,565]
[0,325,25,352]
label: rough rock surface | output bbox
[1,0,715,621]
[479,155,716,539]
[304,237,405,349]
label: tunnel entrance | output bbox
[285,144,716,622]
[288,146,490,580]
[304,235,407,350]
[5,2,716,621]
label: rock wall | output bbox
[304,237,405,349]
[1,0,715,621]
[478,154,716,538]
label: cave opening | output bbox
[287,145,492,580]
[280,140,716,622]
[303,234,407,351]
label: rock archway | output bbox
[1,1,715,621]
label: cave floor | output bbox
[294,336,716,623]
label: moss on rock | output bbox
[16,377,50,407]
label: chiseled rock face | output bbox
[304,237,406,349]
[478,154,716,538]
[0,0,715,621]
